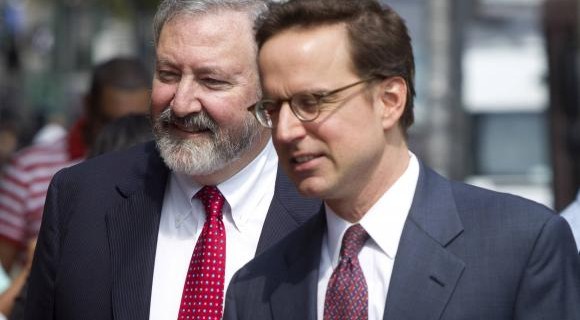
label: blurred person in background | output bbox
[24,0,320,319]
[0,123,18,169]
[0,239,34,320]
[30,119,67,146]
[88,113,154,158]
[0,56,151,274]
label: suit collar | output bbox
[407,161,463,247]
[114,142,169,198]
[384,162,465,319]
[106,142,170,319]
[255,167,322,254]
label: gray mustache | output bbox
[159,108,218,132]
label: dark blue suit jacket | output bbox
[24,141,321,320]
[224,163,580,320]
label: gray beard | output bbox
[152,108,262,176]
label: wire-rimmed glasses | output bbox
[248,77,376,128]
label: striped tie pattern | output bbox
[177,186,226,320]
[323,224,369,320]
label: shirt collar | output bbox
[172,140,278,231]
[325,152,420,264]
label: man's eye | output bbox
[294,94,319,109]
[202,78,231,89]
[156,70,179,83]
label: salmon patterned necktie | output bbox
[323,224,370,320]
[177,186,226,320]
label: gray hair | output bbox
[153,0,269,46]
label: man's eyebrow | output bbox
[155,59,174,68]
[196,66,228,76]
[154,61,230,76]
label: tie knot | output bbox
[340,224,369,260]
[195,186,225,219]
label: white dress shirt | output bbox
[149,141,278,319]
[317,153,419,320]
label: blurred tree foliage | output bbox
[102,0,160,17]
[32,0,160,18]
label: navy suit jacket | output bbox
[24,141,321,320]
[224,163,580,320]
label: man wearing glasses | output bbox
[225,0,580,319]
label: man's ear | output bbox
[377,76,407,130]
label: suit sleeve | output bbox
[24,172,65,320]
[514,214,580,319]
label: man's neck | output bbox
[327,144,411,223]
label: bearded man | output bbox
[24,1,320,319]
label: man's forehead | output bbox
[259,25,352,77]
[156,12,257,68]
[260,24,349,61]
[163,10,253,39]
[262,23,348,45]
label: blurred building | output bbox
[387,0,555,208]
[463,0,552,207]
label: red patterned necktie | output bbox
[178,186,226,320]
[323,224,370,320]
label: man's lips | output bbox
[291,153,322,164]
[171,122,211,134]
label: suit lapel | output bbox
[106,143,169,319]
[384,164,465,320]
[270,212,325,320]
[256,167,322,255]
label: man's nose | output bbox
[274,103,307,144]
[170,77,203,117]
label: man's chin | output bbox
[160,151,225,177]
[155,139,213,174]
[294,177,330,199]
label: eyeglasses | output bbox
[248,78,376,128]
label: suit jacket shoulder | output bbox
[57,140,167,193]
[25,141,169,320]
[388,164,580,320]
